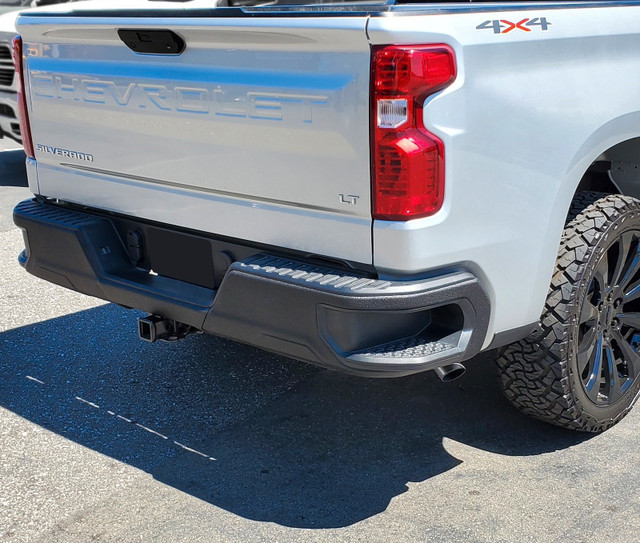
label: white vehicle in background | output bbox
[0,8,23,142]
[0,0,74,142]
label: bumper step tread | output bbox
[239,255,392,292]
[15,199,98,228]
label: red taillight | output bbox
[371,45,456,220]
[12,36,35,159]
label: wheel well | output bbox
[575,137,640,198]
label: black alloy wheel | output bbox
[497,192,640,432]
[577,230,640,407]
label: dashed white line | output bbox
[75,396,100,409]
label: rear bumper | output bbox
[14,199,490,377]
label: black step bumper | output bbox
[14,199,491,377]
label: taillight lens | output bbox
[371,45,456,220]
[12,36,35,159]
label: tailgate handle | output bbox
[118,29,185,55]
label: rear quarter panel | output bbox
[369,4,640,345]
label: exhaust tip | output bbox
[434,363,466,383]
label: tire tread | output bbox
[497,192,640,432]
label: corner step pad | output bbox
[347,334,460,365]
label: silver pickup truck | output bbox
[12,0,640,432]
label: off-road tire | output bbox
[497,192,640,432]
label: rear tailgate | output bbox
[18,10,373,264]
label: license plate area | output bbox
[146,228,215,289]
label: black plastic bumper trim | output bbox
[14,199,491,377]
[206,256,489,376]
[13,199,214,328]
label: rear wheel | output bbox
[497,193,640,432]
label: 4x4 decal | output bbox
[476,17,551,34]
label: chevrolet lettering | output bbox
[31,75,330,122]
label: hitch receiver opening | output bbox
[138,314,195,343]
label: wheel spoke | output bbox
[577,331,598,375]
[584,333,604,402]
[613,232,639,289]
[579,325,597,357]
[603,345,626,404]
[580,300,599,326]
[593,251,609,292]
[605,337,636,404]
[624,280,640,303]
[612,329,640,380]
[617,311,640,331]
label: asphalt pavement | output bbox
[1,140,640,542]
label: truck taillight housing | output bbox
[12,36,35,159]
[371,45,456,220]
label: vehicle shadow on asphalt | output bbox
[0,304,592,529]
[0,149,26,187]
